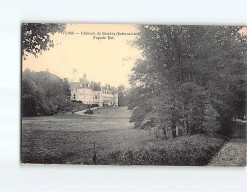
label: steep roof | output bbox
[80,74,89,84]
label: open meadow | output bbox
[22,107,152,164]
[21,107,241,166]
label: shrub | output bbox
[95,134,225,166]
[202,103,221,134]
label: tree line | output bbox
[128,25,247,138]
[22,69,71,116]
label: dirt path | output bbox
[208,138,246,167]
[76,107,100,115]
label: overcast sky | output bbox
[22,24,142,88]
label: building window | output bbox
[73,94,76,99]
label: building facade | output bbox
[70,74,118,107]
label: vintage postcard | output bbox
[21,23,246,166]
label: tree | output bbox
[22,23,66,58]
[202,103,220,134]
[129,25,247,138]
[22,69,71,116]
[117,85,129,107]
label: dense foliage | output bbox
[22,23,66,58]
[92,134,225,166]
[22,69,71,116]
[117,85,129,107]
[129,25,247,137]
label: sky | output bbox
[22,24,142,88]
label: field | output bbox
[22,107,229,165]
[22,107,152,164]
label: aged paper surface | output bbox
[21,24,246,166]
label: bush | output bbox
[202,103,221,134]
[94,134,226,166]
[22,70,71,117]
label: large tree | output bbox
[22,23,66,58]
[117,85,129,107]
[129,25,247,138]
[22,69,71,116]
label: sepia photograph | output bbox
[21,23,247,166]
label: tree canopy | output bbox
[129,25,247,137]
[117,85,129,107]
[22,23,66,58]
[22,69,70,116]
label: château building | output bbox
[70,74,118,107]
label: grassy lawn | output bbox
[95,134,226,166]
[21,107,226,165]
[208,122,246,167]
[208,138,246,167]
